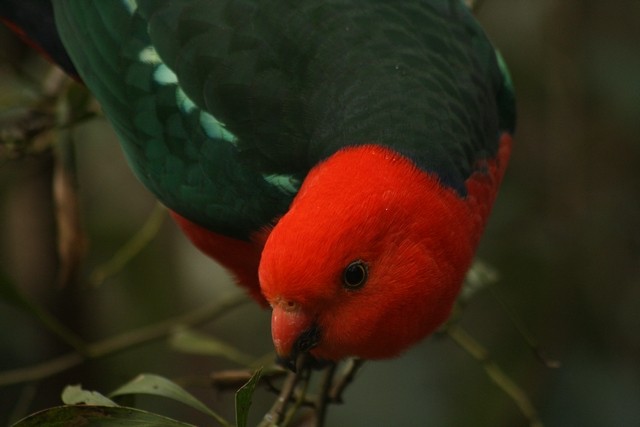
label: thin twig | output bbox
[328,358,364,403]
[1,67,94,160]
[258,369,300,427]
[257,353,318,427]
[19,293,88,356]
[0,293,248,387]
[489,286,561,368]
[90,202,168,287]
[53,86,87,288]
[314,363,337,427]
[0,353,84,387]
[211,367,287,392]
[447,325,543,427]
[282,366,312,426]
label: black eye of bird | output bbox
[343,260,368,290]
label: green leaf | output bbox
[61,384,118,406]
[169,328,255,366]
[235,367,263,427]
[11,405,196,427]
[109,373,230,426]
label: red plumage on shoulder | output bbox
[170,211,269,307]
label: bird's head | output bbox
[259,145,477,366]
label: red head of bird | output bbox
[259,144,490,364]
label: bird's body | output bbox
[2,0,514,363]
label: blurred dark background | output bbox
[1,1,639,426]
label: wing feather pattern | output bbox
[53,0,514,238]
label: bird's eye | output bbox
[342,260,368,290]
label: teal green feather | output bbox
[54,0,296,239]
[495,49,517,133]
[53,0,515,240]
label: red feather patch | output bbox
[259,137,512,360]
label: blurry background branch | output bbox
[465,0,486,13]
[0,293,248,387]
[0,67,95,160]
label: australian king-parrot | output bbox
[1,0,515,368]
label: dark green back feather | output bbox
[53,0,514,239]
[54,0,295,239]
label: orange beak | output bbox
[271,301,320,371]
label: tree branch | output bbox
[465,0,486,13]
[257,369,300,427]
[89,202,168,287]
[313,363,337,427]
[328,358,364,404]
[447,325,543,427]
[0,293,248,387]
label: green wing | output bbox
[53,0,299,240]
[53,0,514,238]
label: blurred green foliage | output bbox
[1,1,639,426]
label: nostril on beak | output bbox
[274,298,298,312]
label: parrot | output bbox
[1,0,515,368]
